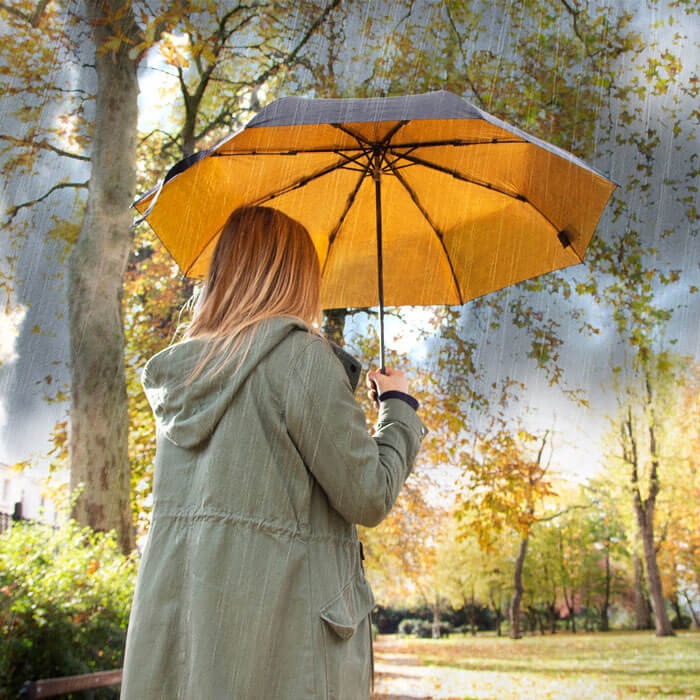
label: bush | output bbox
[0,520,137,699]
[397,618,423,636]
[373,605,411,634]
[398,618,453,638]
[415,621,453,638]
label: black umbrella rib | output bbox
[390,150,583,262]
[331,120,409,151]
[245,152,368,208]
[211,147,365,156]
[387,150,522,200]
[182,154,366,277]
[332,123,373,148]
[390,138,525,149]
[321,161,373,277]
[385,161,464,305]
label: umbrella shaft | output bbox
[373,152,386,374]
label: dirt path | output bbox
[370,637,464,700]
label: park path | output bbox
[370,637,464,700]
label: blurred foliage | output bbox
[0,521,137,698]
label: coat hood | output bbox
[142,316,362,449]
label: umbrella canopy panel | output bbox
[134,91,615,310]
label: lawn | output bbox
[372,631,700,699]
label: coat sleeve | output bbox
[285,335,428,527]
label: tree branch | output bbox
[444,3,488,109]
[538,503,588,523]
[0,0,49,26]
[0,134,90,161]
[5,181,89,225]
[250,0,341,89]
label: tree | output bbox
[584,484,629,632]
[434,517,489,636]
[612,352,689,636]
[1,0,344,549]
[1,0,188,552]
[656,362,700,628]
[455,429,556,638]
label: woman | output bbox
[121,205,428,699]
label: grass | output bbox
[373,630,700,699]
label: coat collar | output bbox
[328,341,362,393]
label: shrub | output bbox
[397,618,422,636]
[414,620,453,638]
[373,605,411,634]
[0,520,137,698]
[415,620,433,638]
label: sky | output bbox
[0,0,698,496]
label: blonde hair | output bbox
[184,205,323,382]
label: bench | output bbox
[20,669,122,699]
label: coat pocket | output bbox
[320,573,375,699]
[320,572,375,639]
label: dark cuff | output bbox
[378,390,419,411]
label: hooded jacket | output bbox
[120,316,428,700]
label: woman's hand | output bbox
[366,367,409,408]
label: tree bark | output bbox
[671,595,684,629]
[633,549,652,629]
[68,1,140,553]
[561,585,576,633]
[683,591,700,629]
[528,606,545,635]
[469,586,477,636]
[623,399,674,636]
[548,599,557,633]
[509,536,528,639]
[600,549,611,631]
[432,594,441,639]
[490,595,502,636]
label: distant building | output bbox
[0,462,58,528]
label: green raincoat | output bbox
[120,316,427,699]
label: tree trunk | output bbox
[548,600,557,634]
[529,606,545,635]
[68,1,139,553]
[322,308,348,345]
[509,536,528,639]
[671,595,684,629]
[562,587,576,634]
[633,549,652,629]
[600,549,611,632]
[584,597,592,632]
[683,591,700,629]
[432,595,441,639]
[638,515,674,636]
[624,403,674,637]
[491,595,502,637]
[469,587,476,636]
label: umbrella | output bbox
[133,90,616,369]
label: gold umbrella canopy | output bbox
[134,90,616,337]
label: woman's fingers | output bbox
[366,367,409,395]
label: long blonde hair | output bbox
[184,205,323,382]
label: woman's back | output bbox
[121,316,427,699]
